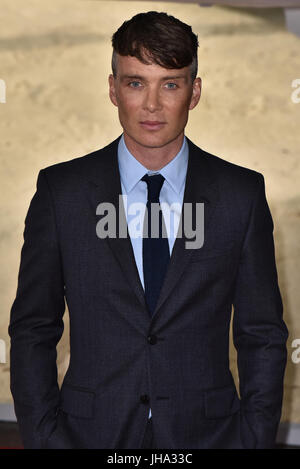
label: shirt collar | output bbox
[118,134,188,195]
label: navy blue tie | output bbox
[141,174,170,316]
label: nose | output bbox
[143,87,162,113]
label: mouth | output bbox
[140,121,166,130]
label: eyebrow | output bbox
[120,74,188,83]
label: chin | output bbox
[131,132,176,149]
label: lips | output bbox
[140,121,166,130]
[141,121,164,125]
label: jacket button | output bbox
[147,334,157,345]
[140,394,150,404]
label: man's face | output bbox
[108,54,201,151]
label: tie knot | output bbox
[141,174,165,202]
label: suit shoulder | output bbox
[39,137,120,182]
[187,139,264,204]
[203,148,262,182]
[191,142,265,196]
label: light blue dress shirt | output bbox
[117,134,189,419]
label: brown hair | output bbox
[111,11,199,81]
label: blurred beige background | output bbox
[0,0,300,427]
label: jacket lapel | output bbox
[152,137,220,320]
[84,136,148,319]
[84,135,220,325]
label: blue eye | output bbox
[165,83,177,89]
[129,81,141,88]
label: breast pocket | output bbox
[190,244,236,263]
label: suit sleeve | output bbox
[232,173,289,449]
[8,169,65,449]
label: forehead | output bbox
[116,54,190,80]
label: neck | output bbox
[123,132,184,170]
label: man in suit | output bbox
[9,11,288,449]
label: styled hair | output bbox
[111,11,199,81]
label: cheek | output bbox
[165,92,191,111]
[119,105,141,128]
[167,101,190,125]
[117,93,141,116]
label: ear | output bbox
[189,77,202,110]
[109,74,118,107]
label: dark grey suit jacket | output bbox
[9,136,288,449]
